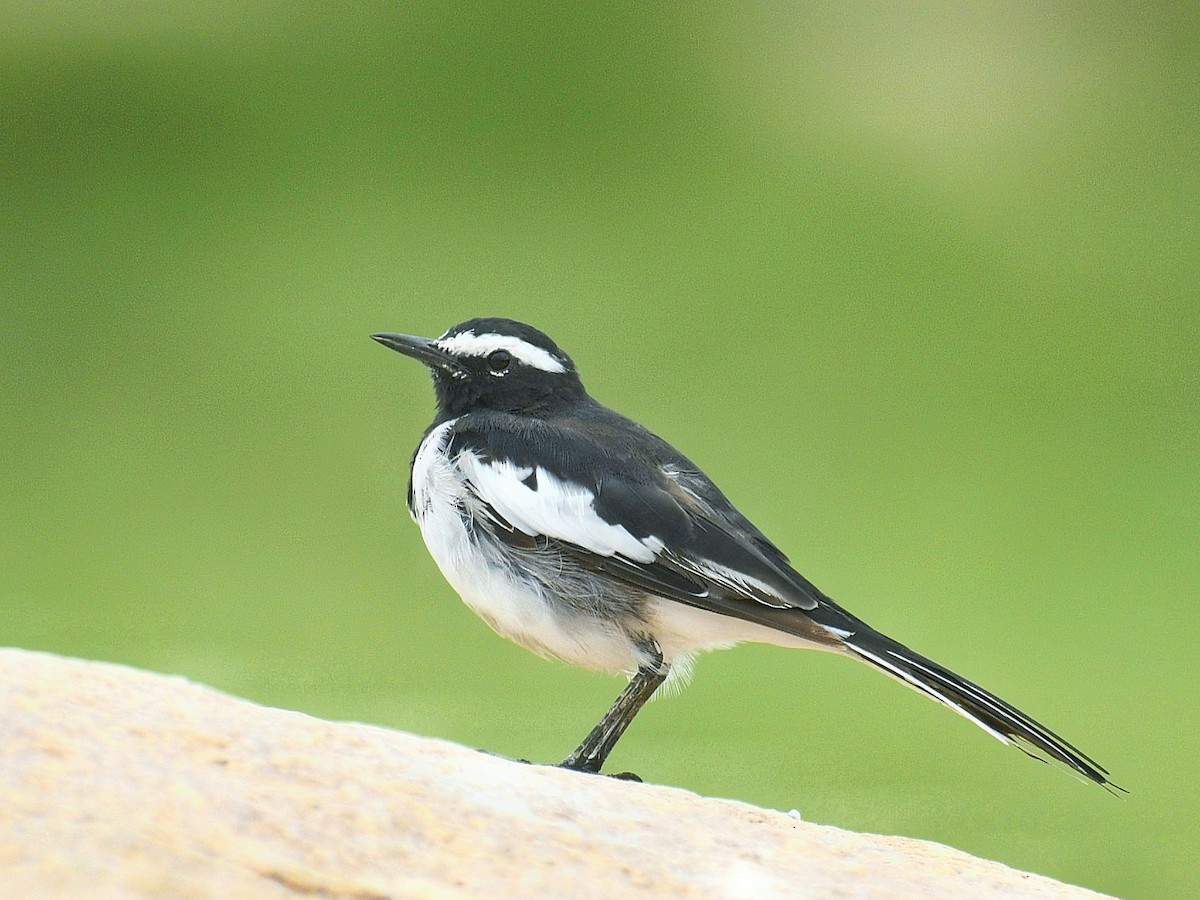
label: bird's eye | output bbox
[487,349,512,372]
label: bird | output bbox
[371,317,1118,790]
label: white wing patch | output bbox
[436,331,566,374]
[457,453,795,609]
[458,453,660,562]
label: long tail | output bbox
[841,627,1122,792]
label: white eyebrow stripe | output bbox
[435,331,566,374]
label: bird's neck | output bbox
[435,393,593,424]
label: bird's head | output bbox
[372,318,586,417]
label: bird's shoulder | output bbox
[443,405,720,517]
[444,403,667,471]
[439,404,689,539]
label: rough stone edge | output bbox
[0,648,1113,899]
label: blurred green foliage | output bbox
[2,4,1196,897]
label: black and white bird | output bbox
[372,317,1116,789]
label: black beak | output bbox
[371,333,467,376]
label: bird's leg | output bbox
[560,640,667,778]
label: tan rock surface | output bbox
[0,649,1109,899]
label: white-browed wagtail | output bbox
[373,317,1117,790]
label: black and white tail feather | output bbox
[838,627,1118,791]
[373,317,1122,790]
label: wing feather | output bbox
[446,413,835,623]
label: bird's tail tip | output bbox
[842,630,1123,793]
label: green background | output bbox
[3,4,1196,897]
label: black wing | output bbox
[445,406,855,639]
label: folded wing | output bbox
[447,416,850,638]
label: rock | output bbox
[0,649,1108,899]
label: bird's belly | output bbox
[414,480,640,673]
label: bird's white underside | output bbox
[410,420,825,676]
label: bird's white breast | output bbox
[409,420,640,672]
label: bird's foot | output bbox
[478,749,642,781]
[604,770,643,782]
[556,758,643,782]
